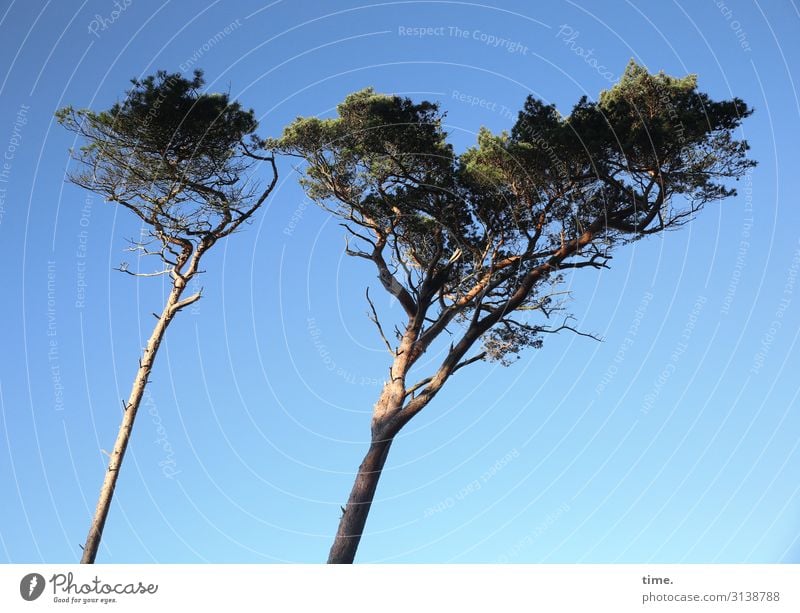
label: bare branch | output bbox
[373,247,418,318]
[114,266,173,278]
[366,287,394,355]
[404,350,487,399]
[538,315,603,342]
[169,290,203,315]
[340,223,377,250]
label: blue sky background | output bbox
[0,0,799,563]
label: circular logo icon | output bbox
[20,573,46,601]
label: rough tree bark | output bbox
[327,436,394,564]
[325,223,603,564]
[327,334,411,563]
[80,248,203,563]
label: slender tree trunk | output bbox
[80,279,192,563]
[327,435,394,564]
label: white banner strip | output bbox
[1,564,798,611]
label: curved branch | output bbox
[366,287,395,355]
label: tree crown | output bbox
[58,70,276,248]
[270,62,754,370]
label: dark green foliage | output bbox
[57,70,273,243]
[272,62,754,366]
[105,70,257,164]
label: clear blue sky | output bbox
[1,0,799,563]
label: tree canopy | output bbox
[270,61,754,378]
[57,69,276,253]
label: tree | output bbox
[269,61,755,563]
[57,70,277,563]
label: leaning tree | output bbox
[57,70,277,563]
[270,61,755,563]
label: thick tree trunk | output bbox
[80,280,190,563]
[327,435,394,564]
